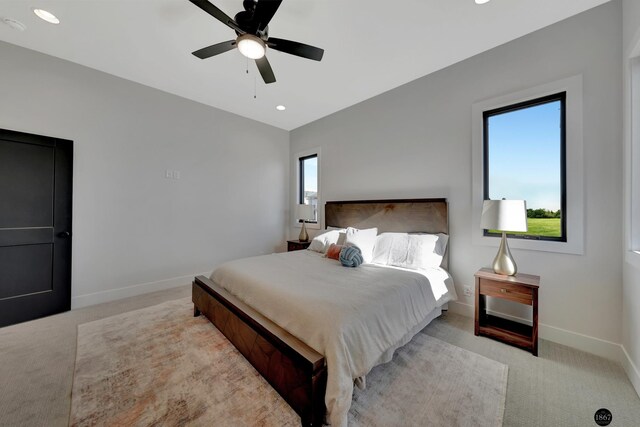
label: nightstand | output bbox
[474,268,540,356]
[287,240,311,252]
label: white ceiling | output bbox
[0,0,610,130]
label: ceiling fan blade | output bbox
[267,37,324,61]
[255,56,276,84]
[189,0,244,34]
[192,40,236,59]
[251,0,283,32]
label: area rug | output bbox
[70,298,507,427]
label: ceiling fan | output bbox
[188,0,324,84]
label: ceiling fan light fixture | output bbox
[237,34,266,59]
[475,0,491,4]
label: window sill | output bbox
[472,233,583,255]
[294,222,320,230]
[626,250,640,270]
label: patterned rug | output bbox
[70,298,507,426]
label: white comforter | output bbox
[210,250,457,427]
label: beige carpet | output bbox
[2,285,639,427]
[70,297,507,427]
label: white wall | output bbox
[622,0,640,396]
[290,2,623,359]
[0,41,290,308]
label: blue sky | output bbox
[487,100,562,211]
[303,157,317,192]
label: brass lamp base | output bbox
[492,232,517,276]
[299,221,309,242]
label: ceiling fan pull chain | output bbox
[254,77,257,99]
[246,56,249,74]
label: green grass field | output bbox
[490,218,561,237]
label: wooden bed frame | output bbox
[192,198,448,426]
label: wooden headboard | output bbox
[325,198,449,268]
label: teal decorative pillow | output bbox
[340,246,364,267]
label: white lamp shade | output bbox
[296,204,314,220]
[481,200,528,232]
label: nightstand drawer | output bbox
[480,279,533,305]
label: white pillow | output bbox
[372,232,448,269]
[308,229,346,254]
[326,226,347,245]
[372,233,409,266]
[344,227,378,263]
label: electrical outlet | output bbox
[165,169,181,180]
[464,285,473,297]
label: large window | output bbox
[483,92,566,242]
[472,76,583,255]
[299,154,318,223]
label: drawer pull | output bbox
[501,288,507,293]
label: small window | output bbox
[483,92,566,241]
[299,154,318,223]
[631,58,640,253]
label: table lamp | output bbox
[296,204,314,242]
[480,199,527,276]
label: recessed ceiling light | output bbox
[475,0,491,4]
[276,105,286,111]
[33,8,60,24]
[1,17,27,31]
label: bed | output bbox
[192,199,454,426]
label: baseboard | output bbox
[621,345,640,399]
[446,300,476,317]
[71,272,209,309]
[448,301,623,361]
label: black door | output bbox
[0,129,72,327]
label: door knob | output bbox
[57,231,71,238]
